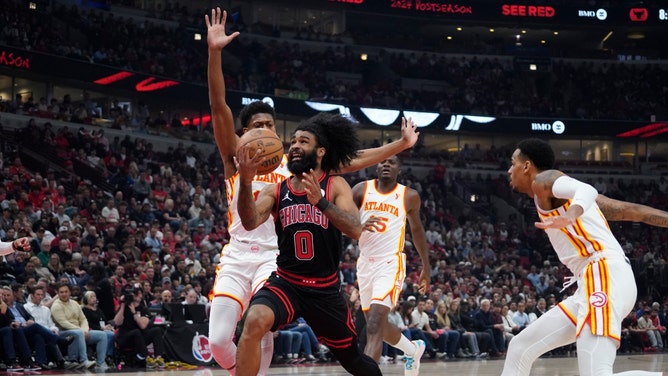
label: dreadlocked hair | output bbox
[239,101,275,128]
[295,112,360,173]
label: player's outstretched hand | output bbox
[535,215,574,229]
[205,7,240,51]
[399,117,419,148]
[12,237,31,252]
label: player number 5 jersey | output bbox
[358,180,408,258]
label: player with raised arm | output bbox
[205,8,419,375]
[502,138,666,376]
[0,237,30,255]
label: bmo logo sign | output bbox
[531,120,566,134]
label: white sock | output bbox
[391,335,416,357]
[258,331,274,375]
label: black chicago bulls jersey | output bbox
[274,174,342,279]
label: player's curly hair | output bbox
[295,113,360,173]
[239,100,275,128]
[517,138,555,171]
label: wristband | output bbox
[316,197,330,212]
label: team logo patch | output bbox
[589,291,608,308]
[192,332,212,363]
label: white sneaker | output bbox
[404,339,426,376]
[84,360,96,369]
[95,363,110,371]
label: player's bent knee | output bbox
[365,305,389,335]
[241,306,274,339]
[365,316,384,335]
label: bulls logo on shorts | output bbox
[192,332,213,363]
[589,291,608,308]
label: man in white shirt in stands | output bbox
[24,285,76,370]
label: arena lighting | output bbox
[616,123,668,138]
[93,71,134,85]
[304,101,351,116]
[359,108,400,126]
[402,111,440,127]
[180,115,212,127]
[93,72,179,92]
[135,77,179,92]
[444,115,495,131]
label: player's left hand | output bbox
[301,169,322,205]
[399,117,419,148]
[535,215,575,229]
[418,269,430,295]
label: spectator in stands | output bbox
[81,290,115,364]
[621,311,649,352]
[512,300,529,331]
[144,224,162,254]
[638,310,663,350]
[447,299,487,359]
[47,253,64,280]
[101,199,120,224]
[472,299,504,355]
[113,285,167,368]
[0,290,41,371]
[50,282,106,370]
[1,285,60,369]
[404,297,435,358]
[86,264,115,321]
[273,329,303,364]
[432,300,462,359]
[23,285,72,369]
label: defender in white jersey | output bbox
[503,138,666,376]
[352,155,430,376]
[206,8,421,375]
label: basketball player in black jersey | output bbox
[234,113,383,376]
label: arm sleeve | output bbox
[551,175,598,213]
[0,241,13,256]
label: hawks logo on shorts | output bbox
[589,291,608,308]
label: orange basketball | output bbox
[238,128,284,175]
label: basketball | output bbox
[238,128,284,175]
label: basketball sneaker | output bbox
[404,339,426,376]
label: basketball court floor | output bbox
[67,353,666,375]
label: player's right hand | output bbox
[362,216,383,232]
[234,144,263,183]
